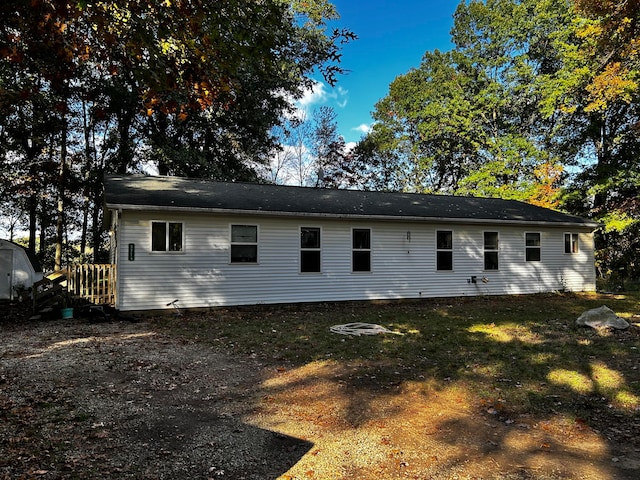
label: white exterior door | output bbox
[0,249,13,300]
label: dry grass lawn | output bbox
[156,291,640,479]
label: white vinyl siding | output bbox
[114,211,597,311]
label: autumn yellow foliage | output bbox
[585,62,638,112]
[527,162,563,209]
[574,0,640,110]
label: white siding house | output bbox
[105,175,598,312]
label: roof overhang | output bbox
[105,203,600,230]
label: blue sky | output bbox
[298,0,459,145]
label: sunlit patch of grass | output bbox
[588,361,640,410]
[466,363,502,377]
[529,352,556,365]
[388,323,421,335]
[591,361,624,391]
[547,369,594,395]
[468,323,514,343]
[467,322,543,344]
[614,391,640,410]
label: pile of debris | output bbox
[576,305,630,330]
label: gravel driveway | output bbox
[1,317,311,479]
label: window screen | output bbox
[436,230,453,270]
[231,225,258,263]
[484,231,499,270]
[301,227,321,273]
[352,228,371,272]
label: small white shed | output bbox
[0,239,43,301]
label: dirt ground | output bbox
[1,307,639,479]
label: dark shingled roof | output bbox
[104,175,598,228]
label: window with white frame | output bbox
[300,227,321,273]
[230,225,258,263]
[564,233,579,254]
[484,231,499,270]
[151,221,183,252]
[352,228,371,272]
[525,232,541,262]
[436,230,453,270]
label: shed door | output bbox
[0,249,12,300]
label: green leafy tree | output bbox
[357,0,638,280]
[573,0,640,112]
[0,0,354,266]
[360,0,567,205]
[533,1,640,280]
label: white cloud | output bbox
[291,81,349,121]
[334,86,348,108]
[353,124,372,135]
[298,81,329,109]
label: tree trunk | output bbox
[26,153,41,255]
[91,168,104,262]
[55,121,68,271]
[28,192,37,254]
[80,100,91,259]
[592,117,610,212]
[38,212,46,269]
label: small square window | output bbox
[352,229,370,250]
[151,221,183,252]
[301,227,320,249]
[437,230,452,250]
[232,225,257,243]
[485,252,499,270]
[231,225,258,263]
[437,251,453,271]
[353,251,371,272]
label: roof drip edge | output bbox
[105,203,599,229]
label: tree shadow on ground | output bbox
[126,408,313,479]
[227,293,640,478]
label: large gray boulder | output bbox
[576,305,630,330]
